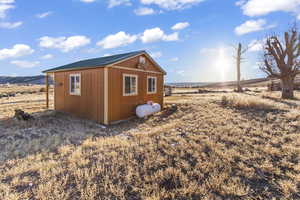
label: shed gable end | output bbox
[112,54,164,74]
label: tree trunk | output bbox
[236,43,243,92]
[281,77,294,99]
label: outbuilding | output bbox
[43,50,166,125]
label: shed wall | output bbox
[54,68,104,123]
[107,67,164,123]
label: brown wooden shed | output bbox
[43,50,166,125]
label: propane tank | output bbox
[136,102,161,118]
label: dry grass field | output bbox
[0,85,53,119]
[0,85,300,199]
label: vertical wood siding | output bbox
[54,68,104,123]
[107,67,164,123]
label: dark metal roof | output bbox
[43,50,146,73]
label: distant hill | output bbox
[199,78,270,88]
[0,75,52,85]
[167,78,270,88]
[166,82,213,88]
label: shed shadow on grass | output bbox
[0,105,179,163]
[0,110,141,163]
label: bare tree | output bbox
[260,26,300,99]
[233,43,248,92]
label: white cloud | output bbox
[0,4,14,18]
[97,31,137,49]
[239,0,300,17]
[150,51,162,58]
[0,0,14,19]
[36,11,52,19]
[80,0,96,2]
[200,46,232,55]
[253,61,264,69]
[170,57,179,61]
[235,0,246,6]
[200,47,218,54]
[0,0,14,3]
[248,40,262,52]
[140,0,204,10]
[11,60,40,68]
[172,22,190,30]
[39,36,91,52]
[97,28,179,49]
[134,7,155,15]
[248,39,265,52]
[0,21,22,29]
[176,70,185,76]
[163,32,179,41]
[0,44,34,60]
[41,54,53,59]
[140,27,179,43]
[108,0,131,8]
[234,19,275,35]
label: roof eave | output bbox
[143,51,167,75]
[106,51,167,75]
[42,65,106,73]
[42,50,167,75]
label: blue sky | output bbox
[0,0,298,82]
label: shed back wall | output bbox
[54,68,104,123]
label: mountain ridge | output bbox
[0,75,48,85]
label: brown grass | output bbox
[0,87,300,199]
[221,94,278,110]
[0,85,54,119]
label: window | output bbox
[70,74,81,95]
[147,76,157,94]
[123,74,138,96]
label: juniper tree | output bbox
[260,26,300,99]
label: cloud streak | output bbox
[39,36,91,52]
[235,19,275,35]
[0,44,34,60]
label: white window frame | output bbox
[147,76,157,94]
[123,74,138,96]
[69,73,81,96]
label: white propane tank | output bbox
[136,102,161,118]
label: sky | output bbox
[0,0,298,82]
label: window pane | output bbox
[76,76,80,83]
[70,76,75,92]
[148,78,156,92]
[70,75,80,95]
[148,78,151,92]
[125,76,131,94]
[152,79,155,91]
[131,77,136,93]
[76,77,80,89]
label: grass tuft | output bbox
[221,94,276,110]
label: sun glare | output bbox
[215,47,230,81]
